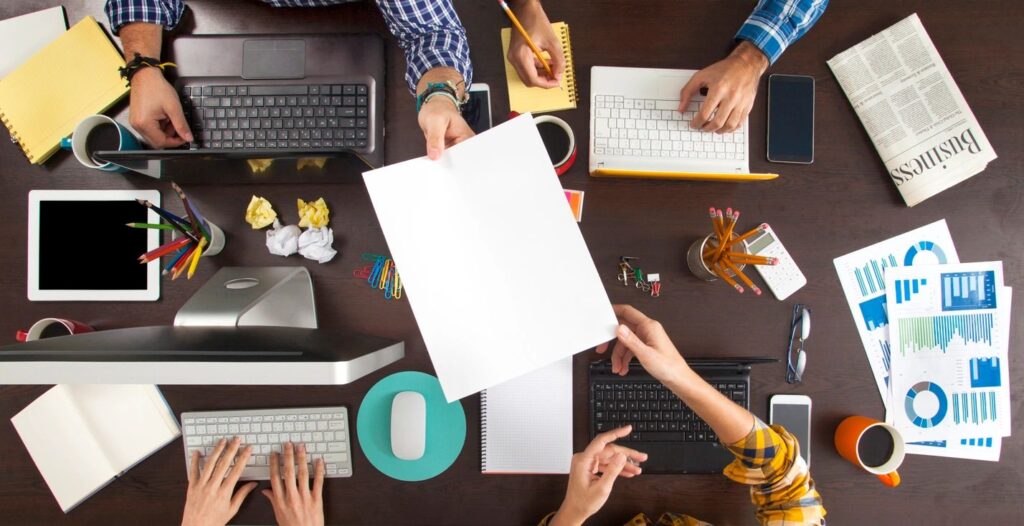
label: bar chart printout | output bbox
[942,271,997,311]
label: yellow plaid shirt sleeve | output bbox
[723,417,827,525]
[538,418,824,526]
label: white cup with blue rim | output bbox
[60,115,141,172]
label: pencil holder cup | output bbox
[171,220,225,257]
[686,233,749,281]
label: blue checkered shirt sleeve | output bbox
[105,0,186,34]
[735,0,828,64]
[375,0,473,95]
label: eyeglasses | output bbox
[787,304,811,384]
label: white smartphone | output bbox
[465,83,493,134]
[769,394,812,467]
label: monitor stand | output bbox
[174,267,318,329]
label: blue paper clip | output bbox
[367,256,385,286]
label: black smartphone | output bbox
[767,74,815,164]
[462,83,493,134]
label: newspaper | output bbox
[827,14,997,207]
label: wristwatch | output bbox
[416,81,466,112]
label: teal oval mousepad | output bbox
[357,371,466,481]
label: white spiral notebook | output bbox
[481,358,573,474]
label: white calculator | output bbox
[747,223,806,300]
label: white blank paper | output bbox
[0,7,67,78]
[363,114,616,401]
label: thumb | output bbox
[166,104,194,142]
[261,488,275,502]
[617,324,655,359]
[424,116,446,160]
[230,482,258,513]
[596,453,627,494]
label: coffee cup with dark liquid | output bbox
[834,415,905,487]
[60,115,141,172]
[532,115,576,175]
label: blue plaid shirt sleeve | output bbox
[105,0,186,34]
[735,0,828,64]
[374,0,473,95]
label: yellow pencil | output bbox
[498,0,556,83]
[186,237,207,280]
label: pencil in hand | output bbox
[497,0,557,84]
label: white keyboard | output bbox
[592,96,746,160]
[181,406,352,480]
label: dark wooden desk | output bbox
[1,1,1021,524]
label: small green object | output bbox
[634,268,645,282]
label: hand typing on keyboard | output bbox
[181,437,258,526]
[677,41,769,134]
[182,438,325,526]
[262,442,325,526]
[130,67,194,148]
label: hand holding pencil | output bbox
[500,0,565,89]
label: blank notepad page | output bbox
[481,358,573,474]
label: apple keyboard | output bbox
[180,406,352,480]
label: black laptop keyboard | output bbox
[179,84,370,151]
[592,380,747,443]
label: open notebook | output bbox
[0,16,128,164]
[501,21,578,113]
[481,358,573,474]
[12,385,180,512]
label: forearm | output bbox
[416,67,466,99]
[665,367,754,444]
[729,41,769,77]
[119,22,164,60]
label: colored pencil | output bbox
[497,0,556,83]
[722,257,761,296]
[137,199,200,243]
[127,222,174,230]
[712,262,743,294]
[171,182,209,240]
[139,235,192,263]
[172,244,197,280]
[163,247,191,275]
[186,237,207,279]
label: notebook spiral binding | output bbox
[0,113,27,158]
[479,389,488,468]
[560,24,578,105]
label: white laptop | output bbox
[589,66,775,182]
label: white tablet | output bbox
[28,190,161,301]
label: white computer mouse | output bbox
[391,391,426,460]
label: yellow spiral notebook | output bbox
[500,21,578,113]
[0,16,128,164]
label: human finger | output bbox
[188,450,201,486]
[296,443,310,495]
[702,93,736,133]
[606,443,649,464]
[268,451,283,500]
[230,482,258,514]
[595,453,628,494]
[678,74,704,114]
[201,438,229,483]
[615,324,657,363]
[445,115,475,147]
[595,341,610,355]
[612,304,653,329]
[529,55,560,88]
[693,87,724,130]
[282,442,298,497]
[165,100,193,143]
[224,445,252,488]
[312,458,325,503]
[547,43,566,84]
[212,437,242,482]
[611,341,634,376]
[723,98,751,133]
[422,113,447,160]
[516,49,550,88]
[585,425,633,455]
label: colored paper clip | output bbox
[648,273,661,297]
[368,257,386,286]
[392,271,402,299]
[378,259,391,289]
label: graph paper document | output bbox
[833,220,959,410]
[885,262,1011,443]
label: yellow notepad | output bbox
[501,21,578,114]
[0,16,128,164]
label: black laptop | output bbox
[96,33,386,183]
[589,357,776,474]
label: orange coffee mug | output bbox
[834,416,905,487]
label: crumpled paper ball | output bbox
[245,195,278,229]
[298,227,337,263]
[297,197,330,229]
[266,220,301,257]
